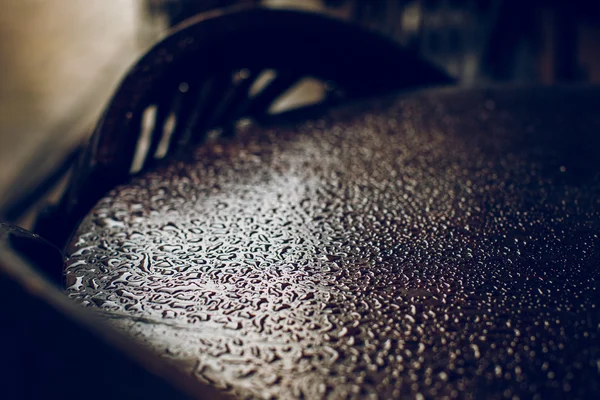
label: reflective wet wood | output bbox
[67,87,600,399]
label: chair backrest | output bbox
[39,5,452,250]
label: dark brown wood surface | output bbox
[67,86,600,399]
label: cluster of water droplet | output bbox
[67,88,600,399]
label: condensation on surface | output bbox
[66,87,600,399]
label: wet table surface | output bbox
[66,87,600,399]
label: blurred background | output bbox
[1,0,599,209]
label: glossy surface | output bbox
[66,87,600,399]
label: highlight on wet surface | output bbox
[66,87,600,399]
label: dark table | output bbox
[66,86,600,399]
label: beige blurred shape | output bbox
[0,0,148,196]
